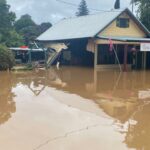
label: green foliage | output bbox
[0,0,52,48]
[132,0,150,30]
[14,14,37,45]
[0,44,15,70]
[6,30,24,47]
[14,14,36,31]
[114,0,120,9]
[14,14,52,45]
[76,0,89,17]
[0,0,23,47]
[0,0,16,29]
[1,29,23,47]
[20,25,39,45]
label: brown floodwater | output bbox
[0,67,150,150]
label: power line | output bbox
[56,0,112,12]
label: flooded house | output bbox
[37,8,150,71]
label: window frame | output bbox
[116,18,130,28]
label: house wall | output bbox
[93,12,148,70]
[99,12,146,38]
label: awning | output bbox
[9,48,44,52]
[96,36,150,42]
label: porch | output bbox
[94,37,150,71]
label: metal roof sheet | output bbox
[37,8,150,42]
[37,10,123,41]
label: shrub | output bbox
[0,44,15,70]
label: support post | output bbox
[123,44,128,72]
[94,44,98,69]
[143,51,147,70]
[44,48,47,69]
[94,69,98,93]
[28,43,32,66]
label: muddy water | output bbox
[0,67,150,150]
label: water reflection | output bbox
[12,68,150,124]
[13,71,47,96]
[1,67,150,149]
[125,103,150,150]
[45,67,150,150]
[0,72,16,125]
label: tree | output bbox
[132,0,150,30]
[6,30,23,47]
[14,15,52,45]
[0,0,22,47]
[14,14,36,32]
[38,22,52,34]
[14,14,38,45]
[0,0,16,29]
[114,0,120,9]
[76,0,89,17]
[0,44,15,70]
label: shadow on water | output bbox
[2,67,150,149]
[0,72,16,125]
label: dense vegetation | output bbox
[0,0,52,47]
[0,0,52,70]
[14,14,52,45]
[132,0,150,30]
[0,44,15,70]
[0,0,23,47]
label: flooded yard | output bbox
[0,67,150,150]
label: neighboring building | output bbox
[10,47,45,64]
[37,8,150,71]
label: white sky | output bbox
[7,0,132,24]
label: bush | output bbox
[0,44,15,70]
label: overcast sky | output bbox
[7,0,132,24]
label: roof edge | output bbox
[94,8,127,37]
[36,37,90,42]
[94,8,150,38]
[125,8,150,37]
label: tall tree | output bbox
[76,0,89,17]
[0,0,22,46]
[0,0,15,28]
[132,0,150,30]
[14,14,38,45]
[14,14,36,32]
[14,15,52,45]
[114,0,120,9]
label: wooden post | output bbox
[94,69,98,93]
[123,44,128,72]
[94,44,98,69]
[143,52,147,70]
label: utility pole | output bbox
[132,0,134,13]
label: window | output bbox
[116,18,129,28]
[97,45,115,65]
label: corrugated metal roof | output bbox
[37,8,150,42]
[37,10,123,41]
